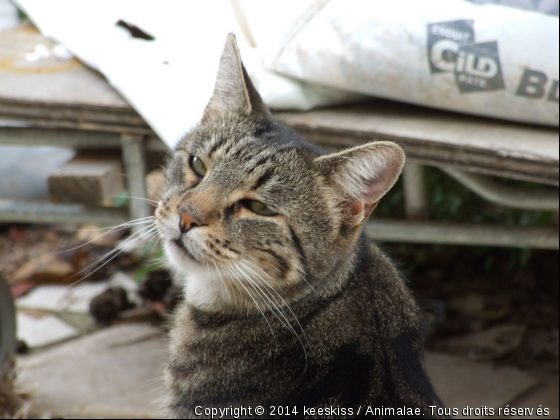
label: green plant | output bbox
[135,247,165,282]
[375,167,556,274]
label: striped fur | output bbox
[156,35,445,418]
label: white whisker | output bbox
[233,263,308,373]
[211,259,232,304]
[67,225,157,287]
[122,195,160,205]
[240,260,311,348]
[57,216,155,254]
[224,265,277,343]
[233,263,292,332]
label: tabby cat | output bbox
[156,34,445,419]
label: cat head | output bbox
[155,34,405,313]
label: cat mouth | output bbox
[173,239,200,263]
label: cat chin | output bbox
[163,241,231,310]
[164,241,209,277]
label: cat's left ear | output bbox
[315,142,405,225]
[203,33,270,120]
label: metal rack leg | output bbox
[121,134,151,232]
[403,161,429,220]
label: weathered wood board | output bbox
[276,102,559,186]
[0,23,144,132]
[48,153,125,206]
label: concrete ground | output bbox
[15,323,559,419]
[18,324,167,419]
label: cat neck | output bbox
[181,234,365,319]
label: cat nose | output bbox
[178,207,203,233]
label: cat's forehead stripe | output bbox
[252,169,275,191]
[207,134,231,158]
[208,134,279,170]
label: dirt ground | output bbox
[400,243,560,377]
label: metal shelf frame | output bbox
[0,126,558,249]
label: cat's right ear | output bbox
[203,34,269,121]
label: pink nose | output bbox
[178,208,201,233]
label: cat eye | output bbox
[245,200,277,216]
[189,156,207,177]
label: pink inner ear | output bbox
[349,156,402,219]
[363,175,386,205]
[362,199,379,216]
[349,197,379,220]
[351,201,364,216]
[364,154,403,202]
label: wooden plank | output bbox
[275,101,559,185]
[0,115,155,136]
[0,199,129,225]
[0,24,151,134]
[0,102,147,127]
[297,128,559,186]
[0,23,132,111]
[48,153,125,206]
[275,101,559,164]
[0,126,166,151]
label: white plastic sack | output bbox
[13,0,365,148]
[264,0,559,127]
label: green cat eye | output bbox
[246,200,276,216]
[189,156,207,177]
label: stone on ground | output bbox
[426,352,540,419]
[17,311,79,349]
